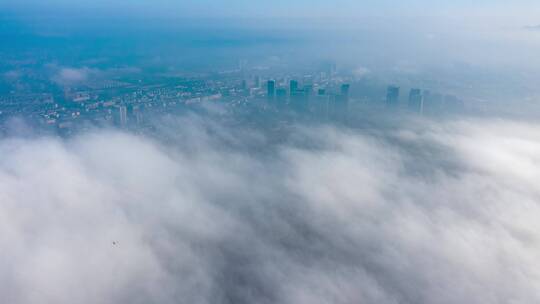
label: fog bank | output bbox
[1,116,539,304]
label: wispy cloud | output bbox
[50,66,96,85]
[524,24,540,31]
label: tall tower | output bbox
[340,84,350,99]
[267,80,276,100]
[276,88,287,108]
[117,105,128,127]
[290,80,299,96]
[386,86,400,107]
[408,88,423,113]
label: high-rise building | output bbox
[408,88,423,113]
[333,94,348,114]
[117,105,128,127]
[127,104,143,125]
[329,62,337,79]
[267,80,276,100]
[327,83,351,120]
[133,105,143,125]
[423,90,443,114]
[386,86,400,107]
[254,76,261,88]
[290,80,299,96]
[340,84,350,103]
[316,93,330,120]
[340,84,350,97]
[276,88,287,107]
[304,85,313,102]
[291,90,308,112]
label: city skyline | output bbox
[1,2,540,304]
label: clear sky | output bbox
[1,0,539,22]
[1,0,539,71]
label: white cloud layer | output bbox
[50,67,94,86]
[0,116,539,304]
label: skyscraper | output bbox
[340,84,350,105]
[267,80,275,100]
[340,84,350,97]
[329,62,337,79]
[276,88,287,108]
[386,86,400,107]
[423,90,443,114]
[316,91,330,120]
[290,90,308,112]
[126,104,143,125]
[408,88,423,113]
[133,105,143,125]
[117,105,128,127]
[290,80,299,96]
[303,85,313,101]
[329,83,350,120]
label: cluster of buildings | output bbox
[0,67,466,135]
[386,86,464,114]
[265,78,351,118]
[263,77,464,119]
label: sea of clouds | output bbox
[1,114,539,304]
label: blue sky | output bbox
[1,0,539,20]
[0,0,538,38]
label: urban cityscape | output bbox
[1,1,540,304]
[0,62,466,135]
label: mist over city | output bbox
[1,1,540,304]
